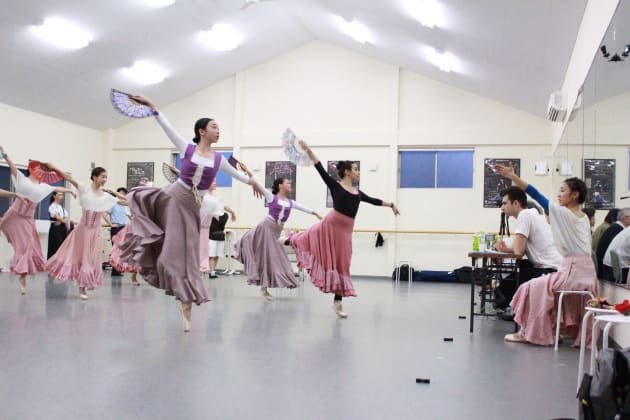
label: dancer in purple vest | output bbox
[289,140,399,318]
[120,95,264,332]
[235,175,321,300]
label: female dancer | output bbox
[289,140,399,317]
[48,191,73,258]
[46,167,127,300]
[494,164,598,345]
[108,220,141,286]
[235,174,322,300]
[119,95,264,332]
[200,179,236,276]
[0,146,75,295]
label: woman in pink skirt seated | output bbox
[46,167,127,300]
[235,175,322,300]
[494,164,598,345]
[289,140,400,318]
[0,146,75,295]
[118,95,264,332]
[108,221,141,286]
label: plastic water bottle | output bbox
[472,234,479,251]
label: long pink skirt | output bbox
[511,255,599,346]
[45,210,105,289]
[290,210,356,297]
[0,200,45,275]
[108,223,140,273]
[235,217,299,289]
[120,182,208,305]
[199,212,213,273]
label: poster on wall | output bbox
[483,158,520,208]
[584,159,615,210]
[326,160,360,208]
[126,162,154,190]
[265,161,297,201]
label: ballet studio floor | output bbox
[0,271,581,420]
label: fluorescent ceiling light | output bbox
[405,0,444,28]
[123,61,168,85]
[336,17,371,44]
[143,0,175,6]
[427,48,458,72]
[199,24,243,51]
[30,17,93,49]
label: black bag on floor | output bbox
[583,347,630,420]
[391,264,413,281]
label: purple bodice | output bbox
[80,210,103,229]
[179,144,222,190]
[267,195,293,223]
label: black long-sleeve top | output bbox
[314,161,382,219]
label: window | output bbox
[399,150,474,188]
[172,150,233,187]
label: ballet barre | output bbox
[224,227,480,235]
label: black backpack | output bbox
[578,347,630,420]
[391,264,413,281]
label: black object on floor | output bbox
[416,378,430,384]
[443,337,454,342]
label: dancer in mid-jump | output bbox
[288,140,399,318]
[235,173,321,300]
[119,95,264,332]
[0,146,75,295]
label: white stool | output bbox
[395,261,412,284]
[554,290,595,351]
[590,314,630,376]
[576,307,617,391]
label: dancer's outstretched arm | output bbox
[0,188,28,204]
[494,164,549,214]
[103,188,129,206]
[0,146,18,177]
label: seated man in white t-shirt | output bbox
[603,220,630,283]
[494,187,562,309]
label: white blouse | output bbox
[549,203,592,256]
[200,194,224,217]
[48,203,68,220]
[77,183,118,212]
[13,171,54,203]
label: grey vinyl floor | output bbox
[0,271,581,420]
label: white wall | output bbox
[108,41,560,275]
[0,102,105,268]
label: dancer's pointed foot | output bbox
[19,277,26,295]
[261,287,273,301]
[333,301,347,318]
[79,287,88,300]
[179,302,192,332]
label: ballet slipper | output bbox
[504,332,528,343]
[79,287,88,300]
[261,288,273,301]
[179,302,192,332]
[333,301,347,318]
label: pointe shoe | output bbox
[261,289,273,301]
[79,287,88,300]
[19,284,26,295]
[179,302,192,332]
[333,302,347,318]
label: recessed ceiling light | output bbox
[427,48,458,72]
[336,17,371,44]
[199,24,243,51]
[143,0,175,6]
[123,61,168,85]
[30,17,93,50]
[405,0,443,28]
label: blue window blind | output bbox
[437,150,474,188]
[400,150,473,188]
[173,151,233,187]
[0,166,10,215]
[400,151,435,188]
